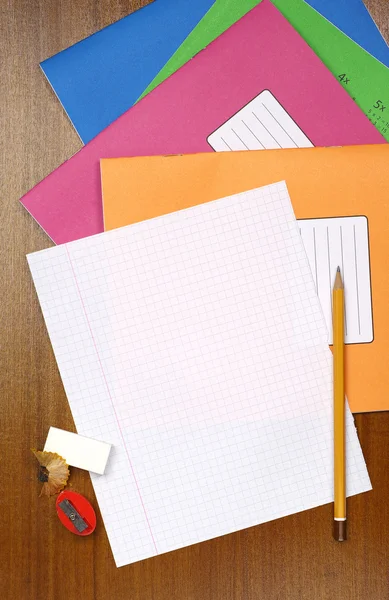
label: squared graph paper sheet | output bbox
[27,182,371,567]
[299,217,373,345]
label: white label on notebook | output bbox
[298,216,373,345]
[207,90,314,151]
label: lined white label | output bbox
[207,90,314,151]
[299,216,373,345]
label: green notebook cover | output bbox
[139,0,389,142]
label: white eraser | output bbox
[44,427,112,475]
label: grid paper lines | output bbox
[65,244,159,554]
[27,182,371,567]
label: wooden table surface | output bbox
[1,2,389,599]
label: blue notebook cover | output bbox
[41,0,215,144]
[305,0,389,68]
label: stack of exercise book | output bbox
[22,0,389,567]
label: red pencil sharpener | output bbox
[56,490,96,536]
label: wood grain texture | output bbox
[0,1,388,599]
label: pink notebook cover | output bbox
[21,0,385,244]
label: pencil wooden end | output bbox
[333,520,347,542]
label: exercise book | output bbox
[100,145,389,413]
[40,0,216,144]
[20,0,384,245]
[305,0,389,68]
[28,182,371,567]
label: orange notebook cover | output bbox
[101,145,389,413]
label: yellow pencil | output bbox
[333,266,346,542]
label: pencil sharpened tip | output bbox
[334,267,343,290]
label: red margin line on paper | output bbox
[65,245,159,555]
